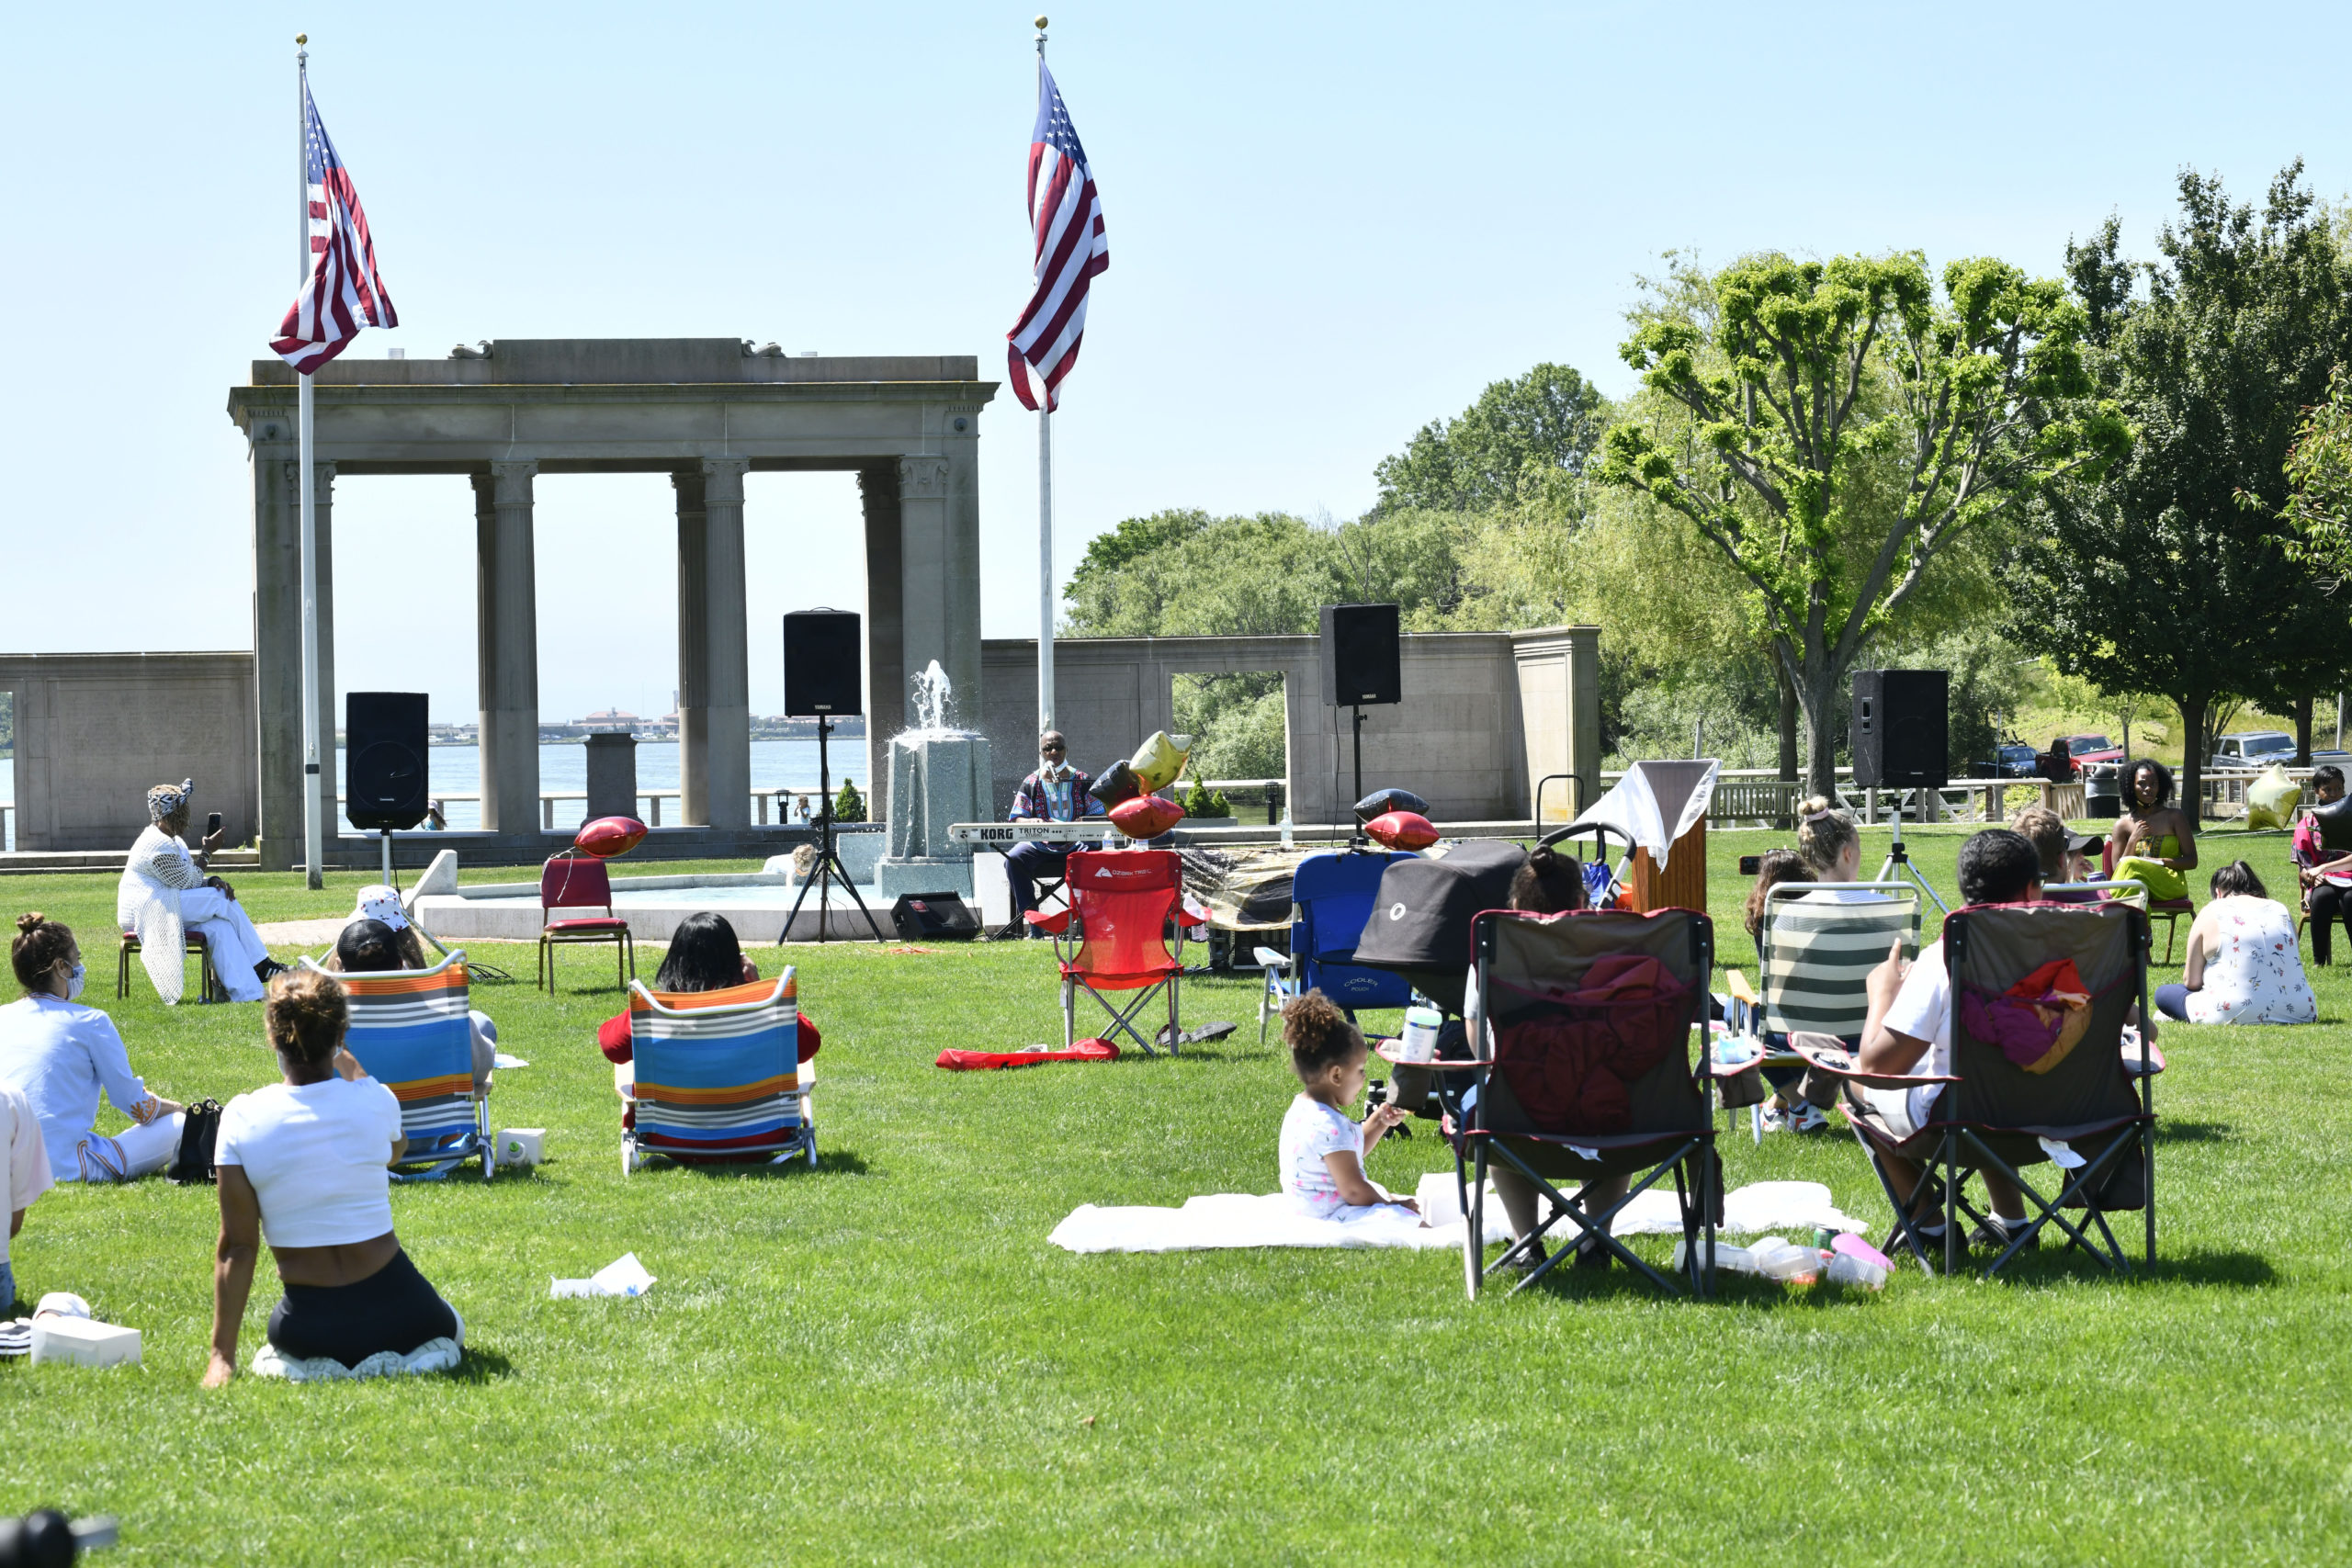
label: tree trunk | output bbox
[2294,693,2314,767]
[1777,661,1799,783]
[1802,662,1839,799]
[2177,693,2210,828]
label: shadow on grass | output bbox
[649,1146,871,1179]
[448,1345,518,1382]
[2153,1120,2233,1144]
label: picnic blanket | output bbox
[1049,1180,1871,1254]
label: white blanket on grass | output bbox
[1048,1179,1871,1255]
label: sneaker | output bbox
[1758,1102,1791,1134]
[1575,1233,1613,1270]
[1968,1217,2040,1253]
[254,958,291,985]
[1788,1103,1832,1135]
[1505,1239,1550,1276]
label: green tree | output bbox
[1371,363,1608,514]
[1599,252,2123,792]
[2012,165,2352,802]
[832,779,866,823]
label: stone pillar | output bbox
[584,732,639,821]
[252,451,303,870]
[475,462,540,835]
[700,457,752,830]
[859,462,904,819]
[311,462,337,854]
[1563,626,1601,818]
[897,451,980,734]
[673,469,710,825]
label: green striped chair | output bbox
[1724,883,1921,1142]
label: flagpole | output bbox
[296,35,324,889]
[1034,16,1056,736]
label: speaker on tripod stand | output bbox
[781,610,883,943]
[347,692,429,886]
[1850,669,1951,911]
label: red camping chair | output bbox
[537,853,637,993]
[1028,849,1204,1055]
[2100,840,2191,964]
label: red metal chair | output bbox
[2099,840,2191,964]
[537,853,637,993]
[1027,849,1204,1054]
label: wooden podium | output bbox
[1627,818,1707,915]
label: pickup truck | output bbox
[2043,734,2124,779]
[2210,730,2352,772]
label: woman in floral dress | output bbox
[2154,862,2317,1024]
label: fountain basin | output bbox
[413,870,893,944]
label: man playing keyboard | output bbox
[996,731,1106,938]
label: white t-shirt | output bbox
[1279,1093,1361,1218]
[1867,938,1952,1134]
[214,1077,401,1248]
[0,1084,54,1265]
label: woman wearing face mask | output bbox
[0,913,186,1184]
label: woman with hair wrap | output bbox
[116,780,282,1004]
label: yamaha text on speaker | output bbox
[1320,603,1401,706]
[889,892,980,942]
[1849,670,1949,790]
[345,693,430,830]
[783,610,864,716]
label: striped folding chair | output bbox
[1721,882,1920,1143]
[621,971,814,1174]
[302,953,492,1183]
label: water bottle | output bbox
[1279,806,1293,847]
[1825,1252,1887,1290]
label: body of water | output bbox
[1,739,869,845]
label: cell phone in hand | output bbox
[1739,854,1763,876]
[206,812,223,836]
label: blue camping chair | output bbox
[1256,849,1419,1043]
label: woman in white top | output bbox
[0,913,186,1183]
[205,969,460,1385]
[2154,862,2318,1025]
[117,780,281,1004]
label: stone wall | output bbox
[978,627,1599,826]
[0,653,258,852]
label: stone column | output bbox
[700,457,752,829]
[673,469,710,825]
[311,461,337,855]
[251,450,303,870]
[1563,626,1601,818]
[897,452,980,733]
[475,461,540,835]
[859,462,904,818]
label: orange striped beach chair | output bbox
[621,971,814,1175]
[301,953,492,1183]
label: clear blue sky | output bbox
[4,1,2346,722]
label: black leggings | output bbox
[2311,884,2351,965]
[266,1247,458,1367]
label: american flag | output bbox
[1005,63,1107,412]
[270,80,397,374]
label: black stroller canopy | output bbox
[1351,839,1527,1015]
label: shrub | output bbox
[834,780,866,822]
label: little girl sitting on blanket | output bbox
[1278,991,1417,1220]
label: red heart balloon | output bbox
[574,816,649,858]
[1363,809,1439,851]
[1108,795,1186,840]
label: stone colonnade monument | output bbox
[226,340,995,870]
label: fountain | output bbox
[873,660,994,899]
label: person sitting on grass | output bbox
[595,912,820,1162]
[1,1079,52,1313]
[2154,862,2317,1025]
[2108,759,2199,904]
[2013,807,2099,904]
[205,970,461,1385]
[1856,828,2113,1254]
[0,913,187,1184]
[328,906,496,1098]
[1278,990,1416,1220]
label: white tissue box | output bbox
[496,1128,546,1168]
[30,1317,141,1368]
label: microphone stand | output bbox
[781,714,884,944]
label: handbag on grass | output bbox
[168,1099,223,1185]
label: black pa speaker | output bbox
[889,891,979,942]
[1321,603,1401,706]
[345,692,430,831]
[784,609,863,717]
[1850,670,1949,790]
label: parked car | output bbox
[2043,734,2123,779]
[2210,731,2295,773]
[1993,742,2040,777]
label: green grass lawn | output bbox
[3,825,2349,1564]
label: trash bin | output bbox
[2085,762,2122,819]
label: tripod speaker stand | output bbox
[782,715,884,944]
